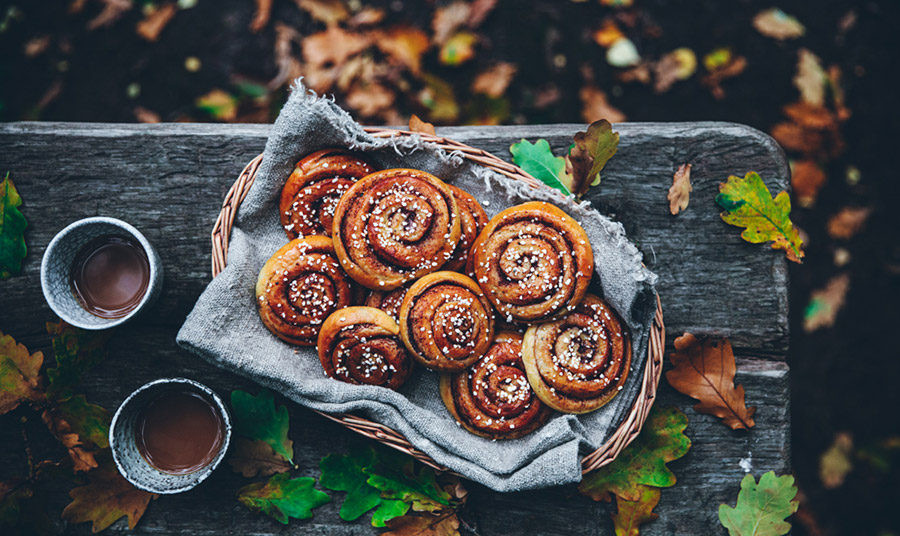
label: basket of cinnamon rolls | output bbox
[247,146,651,446]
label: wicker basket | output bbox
[210,127,665,476]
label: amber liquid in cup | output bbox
[135,390,225,475]
[70,236,150,319]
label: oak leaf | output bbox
[803,273,849,332]
[611,485,660,536]
[42,394,110,471]
[230,388,294,464]
[579,406,691,502]
[0,330,44,414]
[62,459,157,532]
[374,26,430,74]
[566,119,619,196]
[45,321,110,401]
[237,473,330,524]
[718,472,798,536]
[228,437,292,478]
[666,333,756,430]
[0,173,28,279]
[510,139,571,196]
[365,451,452,513]
[753,9,805,41]
[408,114,436,136]
[319,446,409,526]
[716,171,805,263]
[382,510,460,536]
[667,163,692,215]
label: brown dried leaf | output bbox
[0,331,44,415]
[432,1,470,45]
[819,432,853,489]
[135,2,176,42]
[790,159,826,207]
[409,114,436,136]
[794,49,826,107]
[753,8,805,40]
[250,0,272,33]
[374,26,430,74]
[382,511,460,536]
[62,458,157,532]
[41,409,99,472]
[86,0,133,31]
[471,62,517,98]
[295,0,349,28]
[666,333,756,430]
[803,273,850,332]
[302,26,371,67]
[667,163,692,215]
[228,437,292,478]
[653,48,697,93]
[345,82,395,117]
[579,86,626,123]
[24,35,51,58]
[827,207,872,240]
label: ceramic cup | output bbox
[40,217,163,330]
[109,378,232,494]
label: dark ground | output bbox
[2,0,899,534]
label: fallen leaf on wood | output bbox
[719,472,798,536]
[409,114,436,136]
[237,473,330,524]
[319,447,409,526]
[302,26,371,67]
[611,485,661,536]
[45,321,110,401]
[365,452,453,513]
[382,510,460,536]
[228,437,292,478]
[819,432,853,489]
[790,159,825,207]
[0,330,44,414]
[62,459,157,532]
[667,163,692,215]
[42,395,110,472]
[0,173,28,279]
[827,207,872,240]
[510,139,570,196]
[753,8,805,41]
[580,86,626,123]
[666,333,756,430]
[653,48,696,93]
[579,406,691,502]
[374,26,429,74]
[716,171,805,263]
[86,0,133,31]
[432,1,470,45]
[439,32,478,66]
[295,0,349,28]
[135,2,176,42]
[794,49,825,107]
[566,119,619,196]
[471,62,517,98]
[231,388,294,465]
[803,273,849,332]
[249,0,272,32]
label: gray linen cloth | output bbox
[177,83,658,492]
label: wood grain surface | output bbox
[0,121,790,535]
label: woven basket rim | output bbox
[210,126,665,476]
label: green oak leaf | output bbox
[45,321,111,401]
[716,171,804,263]
[365,450,452,513]
[567,119,619,196]
[319,446,409,526]
[237,473,330,524]
[0,172,27,279]
[718,472,799,536]
[578,406,691,502]
[230,388,294,464]
[53,394,111,450]
[510,138,572,196]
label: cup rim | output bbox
[40,216,161,330]
[109,378,232,494]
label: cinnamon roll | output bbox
[363,283,412,322]
[440,332,553,439]
[522,294,631,414]
[256,236,357,346]
[331,168,461,290]
[317,307,413,390]
[444,185,488,272]
[471,202,593,323]
[279,149,376,239]
[398,271,494,372]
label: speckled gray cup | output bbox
[40,217,162,330]
[109,378,232,494]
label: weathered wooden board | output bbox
[0,121,790,535]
